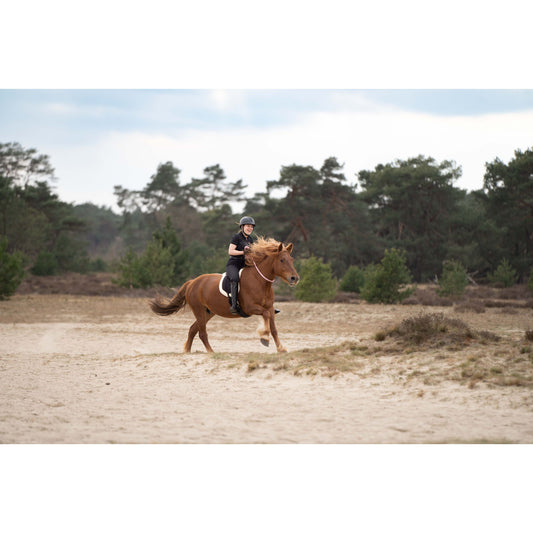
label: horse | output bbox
[149,237,300,353]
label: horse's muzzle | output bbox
[288,275,300,286]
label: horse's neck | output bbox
[258,255,275,276]
[249,255,275,281]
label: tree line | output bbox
[1,141,532,290]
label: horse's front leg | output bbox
[268,309,286,352]
[255,308,287,352]
[256,311,271,347]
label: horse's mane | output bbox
[245,237,284,266]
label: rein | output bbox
[252,259,274,283]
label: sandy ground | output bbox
[1,294,532,443]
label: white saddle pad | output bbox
[218,270,243,297]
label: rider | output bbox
[226,216,255,314]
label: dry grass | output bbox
[7,277,533,392]
[239,341,369,377]
[403,284,533,309]
[454,301,486,314]
[213,311,533,390]
[371,313,531,388]
[378,312,500,347]
[403,287,453,307]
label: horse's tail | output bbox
[149,280,192,316]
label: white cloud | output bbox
[51,106,533,209]
[207,90,246,113]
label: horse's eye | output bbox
[280,259,284,263]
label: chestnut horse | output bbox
[149,238,299,353]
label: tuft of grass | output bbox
[402,287,453,307]
[477,330,501,343]
[247,360,261,372]
[219,341,371,378]
[381,312,501,349]
[384,313,471,346]
[454,301,486,314]
[374,331,387,342]
[211,352,230,360]
[495,375,529,387]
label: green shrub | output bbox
[52,233,90,273]
[0,237,25,300]
[114,219,189,289]
[438,260,468,297]
[294,256,337,302]
[114,241,175,289]
[89,258,107,272]
[360,248,414,304]
[113,248,143,288]
[30,250,59,276]
[339,265,365,293]
[186,242,227,276]
[487,259,517,288]
[152,218,189,283]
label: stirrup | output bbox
[233,303,251,318]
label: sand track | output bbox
[1,295,532,443]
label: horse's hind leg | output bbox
[185,306,215,353]
[197,311,215,353]
[184,321,199,353]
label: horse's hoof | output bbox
[260,338,269,347]
[277,346,287,353]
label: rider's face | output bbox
[243,224,254,236]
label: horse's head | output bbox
[246,237,300,286]
[274,242,300,286]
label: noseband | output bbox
[252,259,274,283]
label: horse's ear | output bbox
[286,243,293,254]
[277,243,283,252]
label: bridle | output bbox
[252,259,274,283]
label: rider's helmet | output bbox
[239,216,256,227]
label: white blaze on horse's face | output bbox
[277,243,300,286]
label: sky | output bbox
[1,89,533,212]
[2,1,532,214]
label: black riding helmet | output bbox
[239,216,255,227]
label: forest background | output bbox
[1,141,532,293]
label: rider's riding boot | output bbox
[230,281,239,314]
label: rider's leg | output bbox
[230,281,239,314]
[227,264,240,314]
